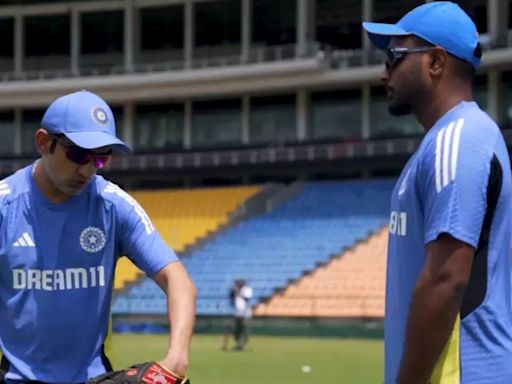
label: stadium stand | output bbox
[113,186,260,289]
[255,227,388,318]
[113,180,394,316]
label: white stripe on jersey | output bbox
[451,119,464,181]
[442,121,455,188]
[0,180,11,195]
[435,118,464,193]
[435,126,444,192]
[104,183,155,235]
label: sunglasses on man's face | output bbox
[385,46,434,70]
[52,135,112,169]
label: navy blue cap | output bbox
[42,90,132,153]
[362,1,481,69]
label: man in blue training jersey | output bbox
[0,90,196,383]
[363,2,512,383]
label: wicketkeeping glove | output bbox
[86,361,190,384]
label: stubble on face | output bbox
[387,63,425,118]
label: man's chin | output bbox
[388,103,412,117]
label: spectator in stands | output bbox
[0,90,196,383]
[363,2,512,384]
[223,279,253,351]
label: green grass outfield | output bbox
[111,334,383,384]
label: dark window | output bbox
[0,111,15,156]
[25,14,70,56]
[111,106,125,143]
[192,99,242,148]
[81,11,123,54]
[140,5,184,51]
[0,18,14,58]
[22,109,44,156]
[311,89,362,140]
[195,0,241,47]
[473,74,488,112]
[316,0,362,49]
[135,103,184,151]
[500,71,512,129]
[252,0,296,45]
[250,95,296,144]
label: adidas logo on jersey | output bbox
[13,232,35,247]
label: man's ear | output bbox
[429,47,448,76]
[35,128,53,156]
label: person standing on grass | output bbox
[223,279,253,351]
[363,2,512,383]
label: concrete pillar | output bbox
[14,108,22,155]
[184,1,194,69]
[296,0,315,57]
[14,13,23,77]
[123,101,135,149]
[487,69,501,122]
[241,0,252,62]
[184,100,192,148]
[488,0,508,46]
[70,8,80,75]
[241,95,250,144]
[124,0,135,72]
[362,85,371,139]
[362,0,373,65]
[297,89,309,141]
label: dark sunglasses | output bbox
[51,135,112,169]
[385,46,434,70]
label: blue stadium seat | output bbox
[112,180,395,316]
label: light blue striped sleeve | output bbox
[420,117,491,248]
[105,183,179,277]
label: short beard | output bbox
[388,102,413,117]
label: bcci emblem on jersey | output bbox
[80,227,106,253]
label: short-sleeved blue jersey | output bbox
[385,101,512,383]
[0,163,178,383]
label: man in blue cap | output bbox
[0,90,196,383]
[363,2,512,383]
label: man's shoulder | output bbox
[420,108,499,159]
[95,176,128,201]
[0,165,31,206]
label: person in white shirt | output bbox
[222,279,253,351]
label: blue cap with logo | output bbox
[362,1,481,69]
[42,90,132,153]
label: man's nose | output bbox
[381,66,390,83]
[78,160,96,179]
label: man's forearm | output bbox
[155,262,197,377]
[397,274,465,384]
[167,276,196,355]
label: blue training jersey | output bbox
[385,101,512,384]
[0,163,179,383]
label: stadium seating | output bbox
[113,186,260,289]
[254,227,388,318]
[113,180,394,316]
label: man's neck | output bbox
[415,86,473,130]
[32,160,71,204]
